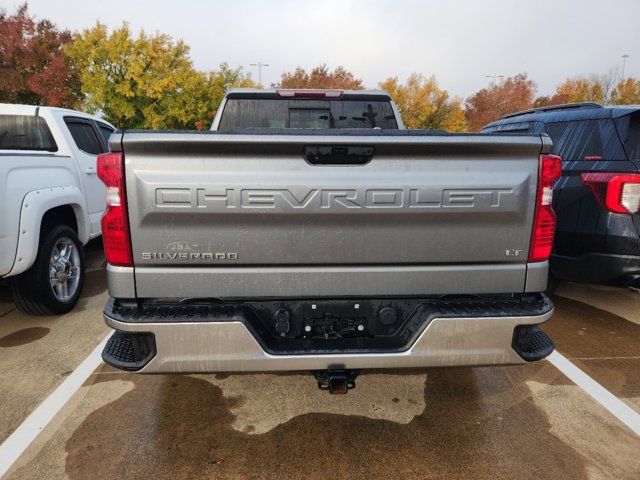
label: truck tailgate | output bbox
[115,131,548,298]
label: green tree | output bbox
[380,74,466,132]
[275,64,363,89]
[195,63,259,129]
[0,3,81,107]
[67,23,257,129]
[464,73,536,131]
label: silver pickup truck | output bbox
[100,89,561,393]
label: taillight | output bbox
[276,89,344,98]
[529,154,562,263]
[97,152,133,267]
[580,173,640,214]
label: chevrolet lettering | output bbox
[155,187,516,210]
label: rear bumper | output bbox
[102,296,554,373]
[551,253,640,286]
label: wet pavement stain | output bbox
[545,296,640,358]
[63,366,590,480]
[544,296,640,405]
[575,358,640,400]
[0,327,50,348]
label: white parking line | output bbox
[0,334,110,478]
[548,350,640,436]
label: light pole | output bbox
[621,54,630,80]
[486,74,504,84]
[250,62,270,87]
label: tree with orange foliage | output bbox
[275,64,363,90]
[535,72,617,107]
[464,73,536,131]
[611,77,640,105]
[0,4,81,108]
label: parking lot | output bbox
[0,240,639,480]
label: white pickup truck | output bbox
[0,104,115,315]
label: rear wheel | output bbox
[9,225,85,315]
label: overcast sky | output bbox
[6,0,640,98]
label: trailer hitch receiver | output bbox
[312,369,360,395]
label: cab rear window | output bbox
[0,115,57,151]
[218,99,398,130]
[65,118,103,155]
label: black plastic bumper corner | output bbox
[102,330,156,371]
[512,325,554,362]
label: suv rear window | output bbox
[615,112,640,160]
[545,120,604,161]
[0,115,57,151]
[482,121,531,133]
[218,99,398,129]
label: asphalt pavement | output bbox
[1,240,639,479]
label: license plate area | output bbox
[302,302,369,339]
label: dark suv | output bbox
[482,103,640,288]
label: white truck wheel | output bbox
[9,226,85,315]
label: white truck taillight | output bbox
[97,152,133,267]
[529,154,562,263]
[580,173,640,214]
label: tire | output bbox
[9,225,85,315]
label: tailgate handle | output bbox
[304,146,374,165]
